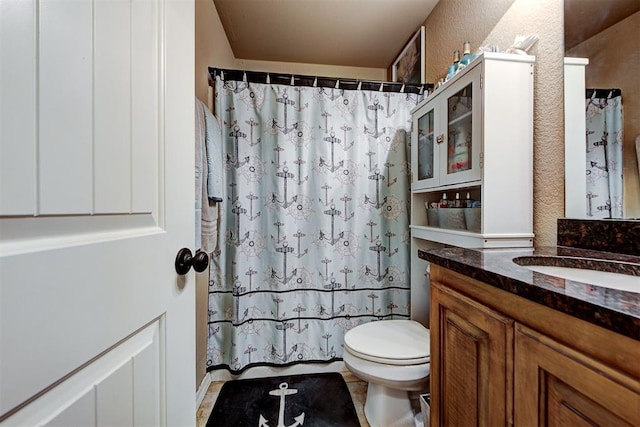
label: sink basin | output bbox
[513,256,640,293]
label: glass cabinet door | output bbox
[417,107,435,181]
[440,71,481,186]
[447,83,473,174]
[412,98,439,189]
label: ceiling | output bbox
[214,0,640,68]
[564,0,640,50]
[213,0,439,69]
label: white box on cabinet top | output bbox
[410,52,535,248]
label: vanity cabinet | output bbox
[429,266,640,427]
[410,52,535,248]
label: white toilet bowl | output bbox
[343,320,430,427]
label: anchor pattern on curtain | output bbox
[585,89,623,218]
[207,74,424,373]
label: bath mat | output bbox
[206,372,360,427]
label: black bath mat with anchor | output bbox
[206,372,360,427]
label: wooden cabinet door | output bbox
[515,323,640,426]
[430,281,514,427]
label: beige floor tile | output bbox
[196,381,225,427]
[345,378,370,427]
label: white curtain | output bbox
[207,72,426,373]
[585,89,624,218]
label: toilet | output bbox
[343,319,430,427]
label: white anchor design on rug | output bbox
[258,382,305,427]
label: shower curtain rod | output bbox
[208,67,433,94]
[586,88,621,99]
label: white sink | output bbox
[522,265,640,293]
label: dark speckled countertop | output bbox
[419,246,640,341]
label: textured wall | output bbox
[423,0,515,83]
[486,0,565,246]
[423,0,564,246]
[195,0,235,104]
[566,12,640,218]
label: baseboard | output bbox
[196,372,212,408]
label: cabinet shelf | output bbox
[410,225,533,248]
[448,110,472,127]
[412,180,481,194]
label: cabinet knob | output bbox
[436,134,445,144]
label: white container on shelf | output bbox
[464,207,481,233]
[438,208,466,230]
[425,203,440,227]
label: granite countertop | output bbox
[419,246,640,341]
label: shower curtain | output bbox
[585,88,623,218]
[207,69,427,373]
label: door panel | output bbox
[94,0,134,213]
[0,0,194,424]
[46,390,95,427]
[442,310,487,426]
[1,0,159,217]
[430,282,513,427]
[0,0,37,215]
[515,324,640,426]
[6,321,161,427]
[547,375,630,427]
[39,0,94,214]
[130,0,159,214]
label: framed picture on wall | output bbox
[392,26,425,84]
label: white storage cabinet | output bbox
[410,52,535,249]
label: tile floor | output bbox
[196,370,370,427]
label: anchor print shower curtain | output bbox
[585,89,623,218]
[207,72,425,373]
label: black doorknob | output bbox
[175,248,209,275]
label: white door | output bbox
[0,0,195,425]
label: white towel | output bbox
[195,99,221,254]
[195,100,205,250]
[203,103,224,202]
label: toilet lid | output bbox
[344,320,430,365]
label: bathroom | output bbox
[0,0,637,425]
[194,0,639,426]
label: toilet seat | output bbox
[344,320,430,365]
